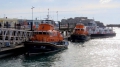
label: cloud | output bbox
[100,0,112,4]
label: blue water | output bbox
[0,28,120,67]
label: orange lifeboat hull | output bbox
[69,23,90,42]
[24,20,69,55]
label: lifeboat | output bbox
[24,20,69,55]
[68,23,90,42]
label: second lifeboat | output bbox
[68,23,90,42]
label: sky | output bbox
[0,0,120,25]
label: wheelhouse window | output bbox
[81,29,84,31]
[43,32,46,34]
[33,32,38,34]
[39,32,42,34]
[75,29,80,31]
[38,32,49,35]
[33,31,51,35]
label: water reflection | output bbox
[22,50,67,67]
[71,41,85,47]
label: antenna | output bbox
[47,8,49,20]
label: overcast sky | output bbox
[0,0,120,25]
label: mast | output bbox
[47,8,49,20]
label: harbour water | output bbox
[0,28,120,67]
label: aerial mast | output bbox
[47,8,49,20]
[57,11,58,22]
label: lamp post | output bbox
[56,11,58,22]
[31,6,35,31]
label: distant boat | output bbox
[86,21,116,38]
[68,23,90,42]
[24,20,69,55]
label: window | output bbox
[81,29,84,31]
[75,29,79,31]
[38,32,49,35]
[39,32,42,34]
[43,32,46,35]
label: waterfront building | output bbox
[0,18,18,28]
[26,20,41,28]
[0,18,42,29]
[60,17,104,27]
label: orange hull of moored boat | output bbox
[30,21,63,42]
[73,23,88,35]
[24,20,69,55]
[69,23,90,42]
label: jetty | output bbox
[0,27,32,58]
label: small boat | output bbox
[68,23,90,42]
[24,20,69,55]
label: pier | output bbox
[0,27,32,58]
[0,28,32,48]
